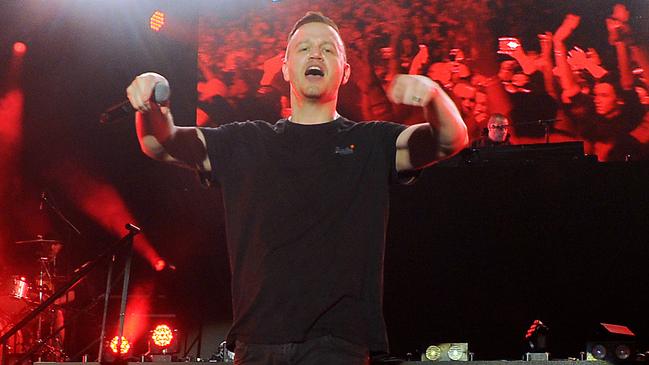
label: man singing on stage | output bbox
[127,11,467,365]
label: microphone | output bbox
[535,118,559,124]
[99,82,170,124]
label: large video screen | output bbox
[197,0,649,161]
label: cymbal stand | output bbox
[35,257,51,356]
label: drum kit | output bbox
[0,236,68,363]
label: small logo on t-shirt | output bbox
[335,144,355,155]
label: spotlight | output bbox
[615,344,631,360]
[153,258,177,271]
[154,258,167,271]
[147,324,179,361]
[422,343,469,361]
[151,324,174,348]
[447,345,466,361]
[12,42,27,56]
[425,345,442,361]
[109,335,131,355]
[150,10,166,32]
[590,344,607,360]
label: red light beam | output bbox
[49,163,162,269]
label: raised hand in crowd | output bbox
[553,14,582,101]
[537,32,558,100]
[606,4,634,90]
[499,37,536,76]
[408,44,429,75]
[258,52,284,91]
[606,4,631,45]
[462,18,511,122]
[346,41,396,121]
[609,3,649,92]
[553,14,580,45]
[197,52,228,102]
[536,32,553,71]
[567,47,608,80]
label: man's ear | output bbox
[341,62,351,85]
[282,57,289,82]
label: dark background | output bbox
[1,0,648,361]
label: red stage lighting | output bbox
[12,42,27,55]
[109,335,131,354]
[148,323,179,358]
[154,258,166,271]
[150,10,166,32]
[151,324,174,347]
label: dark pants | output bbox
[234,335,369,365]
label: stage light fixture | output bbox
[590,344,607,360]
[147,323,179,361]
[524,319,549,360]
[448,345,465,361]
[109,335,131,355]
[13,42,27,55]
[615,344,631,360]
[154,258,167,271]
[425,345,442,361]
[587,341,637,362]
[150,10,166,32]
[152,324,174,347]
[586,323,636,363]
[422,343,469,361]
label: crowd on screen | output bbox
[196,0,649,161]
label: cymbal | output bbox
[15,238,63,245]
[13,238,64,261]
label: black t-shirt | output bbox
[200,117,407,352]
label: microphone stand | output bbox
[41,192,82,236]
[97,224,140,362]
[513,118,559,144]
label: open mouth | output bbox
[305,66,325,77]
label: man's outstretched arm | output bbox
[388,74,468,171]
[127,72,212,172]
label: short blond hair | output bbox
[288,11,341,42]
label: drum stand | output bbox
[0,224,141,365]
[30,256,67,362]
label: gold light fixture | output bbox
[422,343,469,361]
